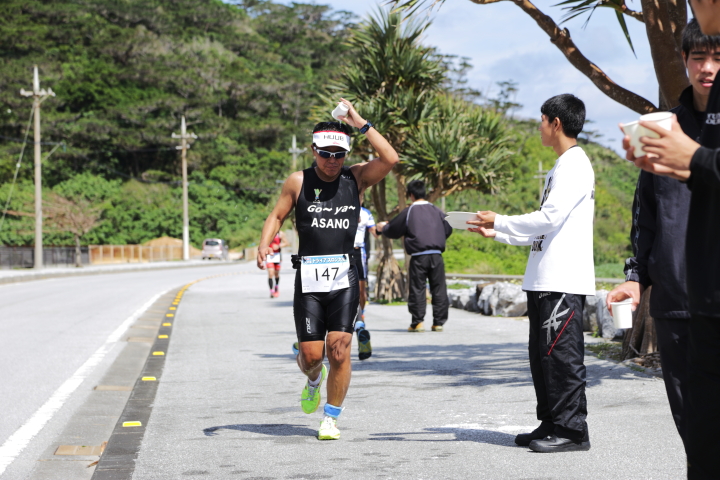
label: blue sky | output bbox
[274,0,665,151]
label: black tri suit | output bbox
[293,166,361,343]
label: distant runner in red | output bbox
[266,232,289,298]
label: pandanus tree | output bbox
[402,95,514,202]
[314,9,447,302]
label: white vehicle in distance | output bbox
[201,238,228,260]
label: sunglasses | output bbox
[314,146,349,159]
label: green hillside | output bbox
[0,0,353,247]
[0,0,635,278]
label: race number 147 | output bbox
[315,267,339,281]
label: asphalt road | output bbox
[128,268,684,479]
[0,262,242,480]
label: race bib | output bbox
[267,252,281,264]
[300,255,350,293]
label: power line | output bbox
[0,109,35,236]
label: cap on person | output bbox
[312,121,352,151]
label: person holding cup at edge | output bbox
[608,18,720,453]
[620,3,720,478]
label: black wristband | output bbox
[359,122,373,134]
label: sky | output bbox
[275,0,667,152]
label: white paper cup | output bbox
[610,298,634,329]
[621,111,672,157]
[332,103,349,121]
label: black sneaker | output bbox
[357,328,372,360]
[514,423,554,446]
[529,434,591,453]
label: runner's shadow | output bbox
[267,301,293,307]
[203,424,316,437]
[368,427,517,447]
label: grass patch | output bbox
[447,283,472,290]
[375,299,408,306]
[585,342,623,362]
[595,263,625,279]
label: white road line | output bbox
[0,289,169,477]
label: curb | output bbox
[91,272,234,479]
[0,261,240,285]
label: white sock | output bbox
[308,369,323,387]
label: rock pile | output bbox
[447,281,621,336]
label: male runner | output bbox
[354,203,377,360]
[257,98,398,440]
[267,231,289,298]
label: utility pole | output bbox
[288,135,306,171]
[20,65,55,269]
[171,116,197,261]
[533,160,548,204]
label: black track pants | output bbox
[527,291,588,442]
[407,254,449,326]
[654,318,690,450]
[687,314,720,480]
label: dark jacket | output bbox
[624,87,704,319]
[381,200,452,255]
[686,79,720,317]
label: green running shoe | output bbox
[292,342,299,356]
[300,364,327,414]
[318,415,340,440]
[357,328,372,360]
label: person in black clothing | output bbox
[620,4,720,477]
[257,99,399,440]
[607,19,719,451]
[376,180,452,332]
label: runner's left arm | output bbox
[257,172,302,269]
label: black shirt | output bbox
[381,201,452,255]
[624,86,704,319]
[295,166,360,257]
[686,80,720,317]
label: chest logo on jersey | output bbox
[314,189,322,203]
[307,205,356,214]
[707,113,720,125]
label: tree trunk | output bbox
[621,285,657,359]
[371,178,407,301]
[74,234,83,268]
[640,0,689,108]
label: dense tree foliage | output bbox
[0,0,354,247]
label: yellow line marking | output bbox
[152,351,165,356]
[165,314,174,317]
[141,377,156,381]
[169,307,176,310]
[162,323,172,326]
[123,421,142,427]
[158,335,168,339]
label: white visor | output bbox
[313,131,351,151]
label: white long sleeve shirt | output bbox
[494,145,596,295]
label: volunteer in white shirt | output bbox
[468,94,594,454]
